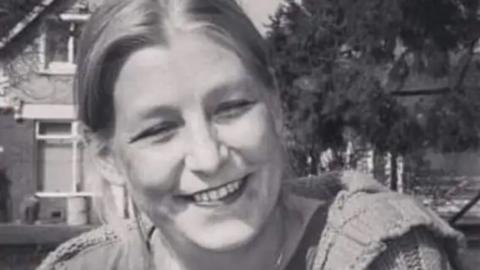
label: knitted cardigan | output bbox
[38,171,466,270]
[288,171,465,270]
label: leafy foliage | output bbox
[267,0,480,175]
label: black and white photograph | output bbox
[0,0,479,269]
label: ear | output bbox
[82,125,126,186]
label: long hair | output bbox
[76,0,279,247]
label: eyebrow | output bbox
[205,77,256,101]
[136,105,180,122]
[134,76,256,120]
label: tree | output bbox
[267,0,480,182]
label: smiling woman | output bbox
[107,35,286,253]
[37,0,465,270]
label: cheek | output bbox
[117,143,184,199]
[219,105,282,163]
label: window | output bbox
[34,121,95,225]
[39,13,89,74]
[35,121,85,193]
[0,65,8,96]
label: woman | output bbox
[38,0,464,269]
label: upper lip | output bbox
[177,174,249,197]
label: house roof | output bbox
[0,0,57,50]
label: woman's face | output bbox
[106,32,284,250]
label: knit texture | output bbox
[368,228,452,270]
[38,170,465,270]
[295,171,465,270]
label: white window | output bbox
[35,121,95,225]
[39,13,89,74]
[0,65,8,96]
[35,121,85,194]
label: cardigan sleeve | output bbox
[369,227,454,270]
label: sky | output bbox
[235,0,284,35]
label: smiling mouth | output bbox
[180,175,249,206]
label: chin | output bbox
[192,177,281,251]
[186,220,258,251]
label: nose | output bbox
[185,121,227,176]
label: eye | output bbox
[129,121,180,143]
[214,99,256,121]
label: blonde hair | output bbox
[76,0,273,133]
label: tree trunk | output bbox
[390,153,398,191]
[309,148,319,175]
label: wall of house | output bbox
[0,0,85,224]
[1,22,74,105]
[0,114,35,222]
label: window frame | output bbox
[0,65,8,96]
[34,120,91,197]
[38,13,90,75]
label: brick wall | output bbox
[0,114,35,222]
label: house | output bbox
[0,0,106,225]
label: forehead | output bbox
[117,33,243,81]
[112,32,259,117]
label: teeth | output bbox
[233,181,240,189]
[192,178,244,204]
[209,190,219,200]
[218,187,228,198]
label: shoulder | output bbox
[330,189,464,249]
[37,223,131,270]
[309,171,465,270]
[330,172,463,246]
